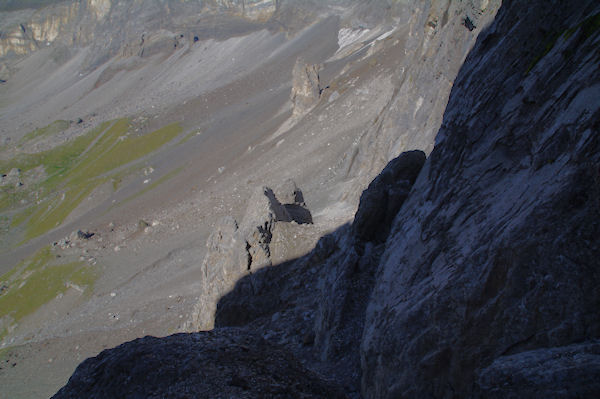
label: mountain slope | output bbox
[52,1,600,398]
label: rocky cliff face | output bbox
[360,1,600,397]
[0,0,277,70]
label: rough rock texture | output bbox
[212,150,426,395]
[52,329,348,399]
[360,1,600,398]
[474,340,600,399]
[188,180,314,330]
[342,0,502,199]
[352,150,426,243]
[312,150,426,390]
[291,57,322,116]
[0,0,278,76]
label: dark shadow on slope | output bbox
[213,150,426,393]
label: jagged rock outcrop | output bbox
[352,150,426,243]
[360,1,600,398]
[188,180,314,330]
[52,330,348,399]
[290,57,322,116]
[312,150,426,388]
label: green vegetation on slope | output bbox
[1,119,182,243]
[0,246,96,342]
[19,120,70,144]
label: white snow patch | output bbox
[337,28,371,51]
[376,28,396,41]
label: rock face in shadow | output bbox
[474,341,600,399]
[360,1,600,398]
[352,150,425,243]
[52,330,348,399]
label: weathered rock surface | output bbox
[474,340,600,399]
[188,180,315,330]
[360,1,600,398]
[0,0,278,76]
[352,150,425,243]
[52,329,348,399]
[291,57,322,116]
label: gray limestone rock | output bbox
[474,340,600,399]
[290,57,322,117]
[360,1,600,398]
[190,181,313,330]
[352,150,425,243]
[52,330,348,399]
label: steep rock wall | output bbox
[361,1,600,397]
[336,0,502,207]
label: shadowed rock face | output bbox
[352,150,425,243]
[360,0,600,397]
[52,330,348,399]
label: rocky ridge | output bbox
[54,1,600,398]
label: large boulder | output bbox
[52,330,348,399]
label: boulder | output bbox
[52,330,348,399]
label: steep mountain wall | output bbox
[360,0,600,397]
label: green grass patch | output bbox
[20,120,70,143]
[0,246,96,343]
[22,180,101,242]
[9,206,35,228]
[2,119,182,244]
[0,121,110,182]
